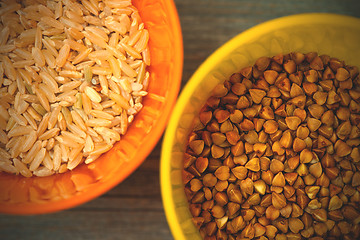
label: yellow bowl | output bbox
[160,13,360,240]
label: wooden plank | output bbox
[77,196,164,211]
[0,211,171,240]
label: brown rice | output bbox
[0,0,150,177]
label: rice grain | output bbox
[91,101,104,111]
[48,105,62,129]
[58,163,68,173]
[90,109,114,120]
[90,143,112,156]
[59,81,82,93]
[120,110,128,134]
[68,146,83,163]
[59,70,83,78]
[67,27,85,40]
[0,161,18,174]
[38,5,55,18]
[108,32,119,47]
[83,15,102,26]
[86,118,112,127]
[8,125,33,138]
[105,17,126,35]
[107,56,121,79]
[10,136,25,158]
[36,113,50,137]
[53,144,61,171]
[8,82,18,96]
[14,48,33,60]
[42,152,54,170]
[23,140,41,164]
[42,50,57,69]
[119,42,142,59]
[70,110,87,131]
[106,45,126,61]
[128,28,142,46]
[88,50,111,60]
[2,56,17,80]
[0,26,10,45]
[35,27,42,49]
[13,59,36,68]
[84,86,102,103]
[84,153,100,164]
[0,45,16,53]
[5,117,16,132]
[0,129,8,145]
[83,134,94,153]
[81,0,99,15]
[33,166,54,177]
[57,112,67,131]
[80,93,91,115]
[56,43,70,67]
[85,26,108,42]
[46,137,55,151]
[108,91,130,110]
[38,128,60,140]
[25,65,42,82]
[60,16,84,31]
[8,108,28,126]
[134,29,149,53]
[94,126,120,141]
[72,48,92,65]
[65,10,85,24]
[24,106,42,121]
[60,143,69,163]
[119,59,137,78]
[83,31,107,48]
[61,131,85,144]
[42,38,59,57]
[39,71,59,93]
[42,28,65,36]
[64,39,87,52]
[29,148,46,171]
[13,158,32,177]
[55,135,82,148]
[32,47,46,67]
[18,69,32,86]
[34,86,50,111]
[91,66,112,75]
[21,130,37,153]
[67,152,83,170]
[0,105,10,120]
[23,112,38,130]
[67,123,87,139]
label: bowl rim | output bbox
[160,12,360,240]
[1,0,183,215]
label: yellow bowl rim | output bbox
[160,12,360,240]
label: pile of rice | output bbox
[0,0,150,177]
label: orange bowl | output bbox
[0,0,183,215]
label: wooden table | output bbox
[1,0,360,239]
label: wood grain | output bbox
[1,0,360,239]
